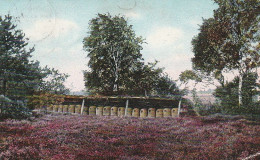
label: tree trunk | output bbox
[113,66,119,92]
[113,51,119,92]
[238,71,243,106]
[113,83,118,92]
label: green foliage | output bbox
[0,14,45,119]
[192,0,260,106]
[127,61,162,96]
[0,95,32,120]
[192,0,260,73]
[191,17,233,73]
[0,14,70,119]
[214,72,260,114]
[83,13,180,97]
[0,14,46,102]
[177,70,203,104]
[38,68,70,95]
[126,61,180,96]
[179,70,202,85]
[155,73,180,97]
[0,104,31,120]
[83,13,144,95]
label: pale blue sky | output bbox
[0,0,217,91]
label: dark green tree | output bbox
[192,0,260,106]
[128,61,163,96]
[155,73,180,97]
[0,15,45,101]
[0,14,70,119]
[214,72,259,113]
[83,13,144,95]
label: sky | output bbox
[0,0,218,92]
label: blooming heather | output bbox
[0,115,259,159]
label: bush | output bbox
[214,72,259,114]
[0,95,32,120]
[238,102,260,121]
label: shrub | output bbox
[0,95,32,120]
[214,72,259,114]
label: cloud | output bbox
[24,18,79,42]
[146,26,184,49]
[124,12,141,19]
[142,26,191,82]
[25,18,85,92]
[37,44,86,92]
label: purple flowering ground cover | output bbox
[0,115,259,160]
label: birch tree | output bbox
[192,0,260,106]
[83,13,144,95]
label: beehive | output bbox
[148,108,156,118]
[68,105,75,113]
[53,105,59,112]
[75,105,81,114]
[140,108,148,118]
[126,108,133,116]
[96,106,103,116]
[132,108,140,117]
[47,105,53,112]
[111,106,118,116]
[63,105,69,113]
[171,108,178,117]
[58,105,63,113]
[117,107,125,116]
[156,109,163,118]
[103,106,111,116]
[89,106,96,115]
[163,108,171,117]
[82,106,89,115]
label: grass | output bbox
[0,114,259,160]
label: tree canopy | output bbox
[0,15,46,101]
[83,13,180,97]
[192,0,260,73]
[83,13,144,95]
[192,0,260,105]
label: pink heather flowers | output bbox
[0,115,259,160]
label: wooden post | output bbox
[81,99,85,115]
[177,98,182,117]
[124,99,129,116]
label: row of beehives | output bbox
[47,105,179,118]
